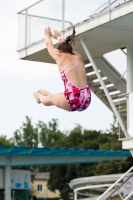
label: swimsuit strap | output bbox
[59,54,85,71]
[74,55,78,66]
[67,54,77,66]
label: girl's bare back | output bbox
[56,52,87,88]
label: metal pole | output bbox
[5,157,12,200]
[62,0,65,38]
[108,0,111,20]
[25,9,28,55]
[29,16,31,45]
[108,0,111,10]
[13,190,15,200]
[74,191,77,200]
[127,47,133,95]
[80,39,128,138]
[127,46,133,136]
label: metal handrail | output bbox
[124,190,133,200]
[99,0,118,12]
[96,166,133,200]
[17,0,74,49]
[93,0,119,14]
[93,0,133,15]
[74,184,123,200]
[17,0,44,14]
[107,173,133,199]
[74,184,113,200]
[94,1,108,13]
[19,13,73,26]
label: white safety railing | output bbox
[17,0,133,50]
[96,166,133,200]
[93,0,119,14]
[17,0,73,50]
[74,184,113,200]
[124,190,133,200]
[91,0,132,16]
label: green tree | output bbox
[39,119,66,147]
[108,115,119,135]
[12,116,39,147]
[0,135,14,146]
[47,125,101,200]
[94,157,133,175]
[65,124,83,148]
[80,130,101,149]
[47,165,73,200]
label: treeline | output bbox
[0,116,133,200]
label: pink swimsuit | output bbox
[59,54,91,111]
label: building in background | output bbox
[0,169,31,200]
[31,172,60,199]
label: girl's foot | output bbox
[33,92,41,104]
[36,99,41,104]
[38,89,52,97]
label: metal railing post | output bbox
[25,9,28,55]
[29,15,31,45]
[108,0,111,20]
[108,0,111,10]
[62,0,65,38]
[74,191,77,200]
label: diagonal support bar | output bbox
[124,190,133,200]
[80,39,128,138]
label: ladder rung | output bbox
[90,79,111,88]
[107,86,119,93]
[95,86,118,95]
[87,72,105,81]
[119,107,127,113]
[111,94,123,100]
[115,100,127,106]
[85,66,94,74]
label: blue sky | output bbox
[0,0,126,138]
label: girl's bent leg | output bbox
[51,93,71,111]
[33,91,70,111]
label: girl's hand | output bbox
[52,30,61,39]
[44,27,52,36]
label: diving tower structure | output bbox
[18,0,133,150]
[17,0,133,154]
[16,0,133,200]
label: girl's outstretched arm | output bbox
[44,27,59,60]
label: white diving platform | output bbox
[18,0,133,64]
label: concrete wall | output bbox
[32,180,60,198]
